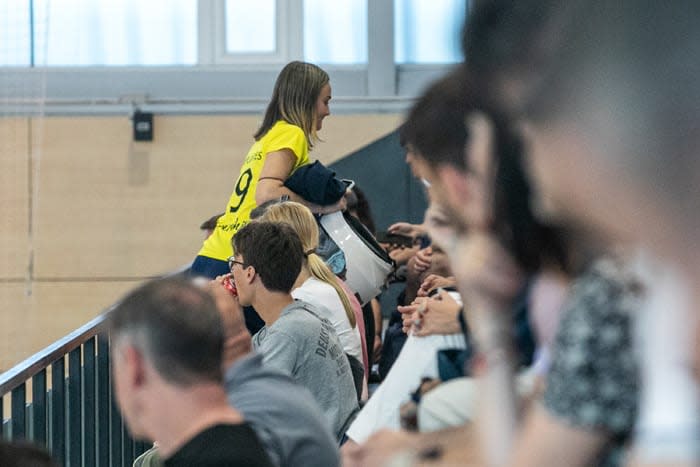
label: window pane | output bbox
[0,0,30,66]
[304,0,367,65]
[226,0,276,54]
[33,0,197,66]
[395,0,466,64]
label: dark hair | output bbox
[108,278,225,385]
[0,441,58,467]
[466,0,700,216]
[489,112,571,273]
[462,0,571,114]
[347,186,376,235]
[463,1,559,74]
[526,1,699,200]
[199,213,223,231]
[232,221,304,293]
[403,71,571,273]
[399,67,469,171]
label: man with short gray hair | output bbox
[109,278,273,467]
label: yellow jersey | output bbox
[198,120,310,260]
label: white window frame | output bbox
[0,0,459,115]
[202,0,303,66]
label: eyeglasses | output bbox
[227,256,247,272]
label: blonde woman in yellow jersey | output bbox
[191,61,341,331]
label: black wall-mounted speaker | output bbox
[133,111,154,141]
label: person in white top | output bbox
[259,202,363,366]
[291,276,362,363]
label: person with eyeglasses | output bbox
[226,221,359,444]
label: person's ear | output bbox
[435,165,471,212]
[122,345,147,389]
[245,265,257,285]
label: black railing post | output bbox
[68,347,82,467]
[97,333,110,466]
[11,384,27,440]
[31,369,47,443]
[51,357,66,466]
[1,313,113,463]
[84,338,96,466]
[123,421,133,465]
[0,309,183,466]
[110,358,122,467]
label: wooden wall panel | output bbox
[0,119,30,279]
[32,116,261,278]
[31,114,401,279]
[0,284,29,373]
[0,281,137,372]
[1,113,400,370]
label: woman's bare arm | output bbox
[256,149,345,213]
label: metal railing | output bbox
[0,311,149,466]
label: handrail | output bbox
[0,302,149,466]
[0,310,110,396]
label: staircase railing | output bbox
[0,308,149,466]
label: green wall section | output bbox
[330,130,428,319]
[330,130,428,231]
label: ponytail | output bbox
[306,253,357,328]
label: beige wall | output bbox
[0,113,402,372]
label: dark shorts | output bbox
[190,255,230,279]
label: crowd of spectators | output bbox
[5,1,698,466]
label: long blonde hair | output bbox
[254,61,329,149]
[260,202,356,328]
